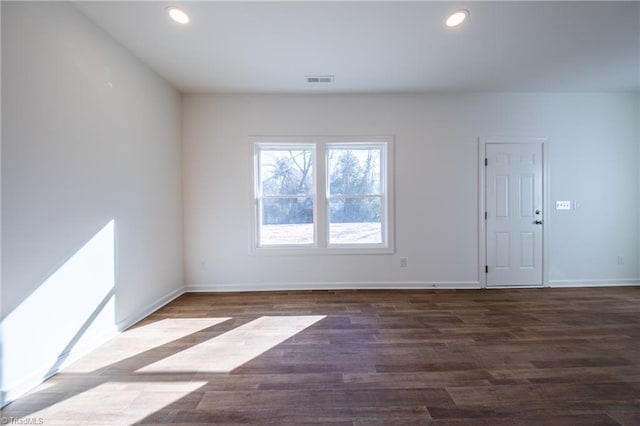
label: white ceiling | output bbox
[75,1,640,94]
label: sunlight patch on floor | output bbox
[63,318,231,373]
[22,381,206,425]
[137,315,326,373]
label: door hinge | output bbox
[485,265,489,273]
[484,158,488,166]
[484,211,487,220]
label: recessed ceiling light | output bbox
[446,9,469,28]
[166,6,189,25]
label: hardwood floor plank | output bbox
[2,287,639,425]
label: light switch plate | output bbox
[556,200,571,210]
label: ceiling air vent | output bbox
[306,75,334,84]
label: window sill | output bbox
[250,246,395,256]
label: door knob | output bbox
[534,220,543,225]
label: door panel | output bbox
[520,174,534,217]
[495,175,509,217]
[495,233,510,268]
[486,143,543,286]
[520,232,534,267]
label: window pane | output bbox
[328,148,381,196]
[260,197,314,245]
[254,139,391,251]
[329,197,382,244]
[260,149,313,196]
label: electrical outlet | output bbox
[400,257,408,268]
[617,256,624,265]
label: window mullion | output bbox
[316,141,327,248]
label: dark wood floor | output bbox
[3,287,640,425]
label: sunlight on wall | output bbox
[1,220,116,402]
[25,381,207,425]
[64,318,231,373]
[138,315,326,373]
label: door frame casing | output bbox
[478,137,550,288]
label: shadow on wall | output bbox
[1,220,117,406]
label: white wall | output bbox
[1,2,183,404]
[183,93,639,290]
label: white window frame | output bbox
[254,143,317,249]
[325,142,389,249]
[250,136,394,255]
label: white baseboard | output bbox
[548,278,640,288]
[485,285,547,289]
[1,285,185,408]
[184,278,640,293]
[116,286,185,331]
[184,281,482,292]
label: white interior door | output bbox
[485,143,543,286]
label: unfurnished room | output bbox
[1,1,640,425]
